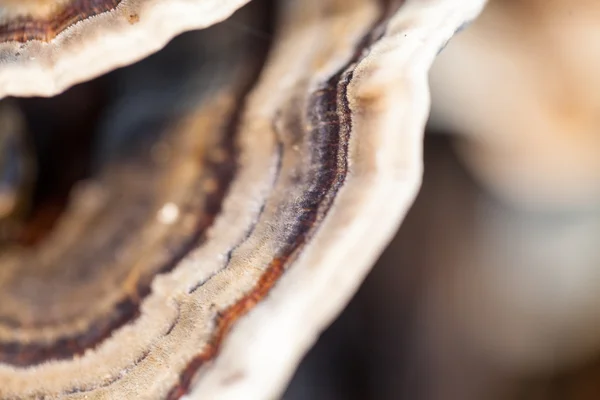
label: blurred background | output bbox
[285,1,600,399]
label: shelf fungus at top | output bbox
[0,0,252,97]
[0,0,484,399]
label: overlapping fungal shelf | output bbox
[0,0,484,398]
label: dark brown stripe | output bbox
[0,0,123,43]
[166,75,352,400]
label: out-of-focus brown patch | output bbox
[127,13,140,24]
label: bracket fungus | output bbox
[0,0,486,399]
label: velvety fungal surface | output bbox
[0,0,484,398]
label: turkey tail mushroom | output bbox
[0,0,484,399]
